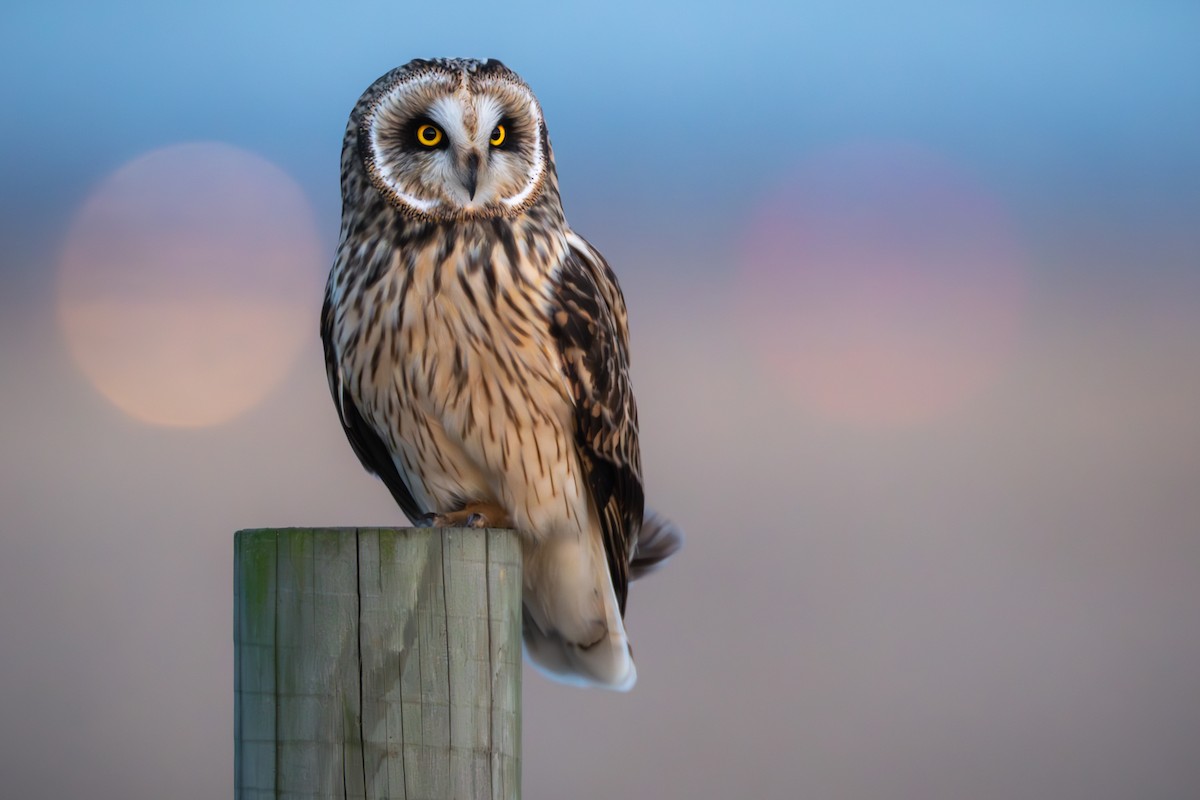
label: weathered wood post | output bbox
[234,527,522,799]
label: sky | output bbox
[2,1,1199,798]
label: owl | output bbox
[321,58,681,690]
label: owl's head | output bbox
[351,58,552,222]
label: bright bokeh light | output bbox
[738,142,1026,429]
[57,142,325,428]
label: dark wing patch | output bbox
[550,234,644,615]
[321,291,424,522]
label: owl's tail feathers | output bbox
[522,607,637,692]
[521,534,637,691]
[631,509,684,581]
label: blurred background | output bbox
[2,1,1199,798]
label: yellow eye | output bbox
[489,124,506,147]
[416,123,442,147]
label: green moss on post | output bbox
[234,527,522,799]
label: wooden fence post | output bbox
[234,527,522,799]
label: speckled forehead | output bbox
[444,70,543,138]
[366,68,534,137]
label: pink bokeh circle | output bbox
[737,142,1026,428]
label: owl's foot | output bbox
[413,503,512,529]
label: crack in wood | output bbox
[234,527,521,799]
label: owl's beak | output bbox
[460,152,480,200]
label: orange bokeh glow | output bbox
[57,142,325,427]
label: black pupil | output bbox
[492,127,502,141]
[422,127,436,141]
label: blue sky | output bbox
[4,1,1197,239]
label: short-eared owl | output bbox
[322,58,680,690]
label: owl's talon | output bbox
[416,509,495,528]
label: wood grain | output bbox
[234,527,522,799]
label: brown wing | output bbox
[549,231,645,615]
[320,288,424,522]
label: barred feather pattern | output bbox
[321,59,662,690]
